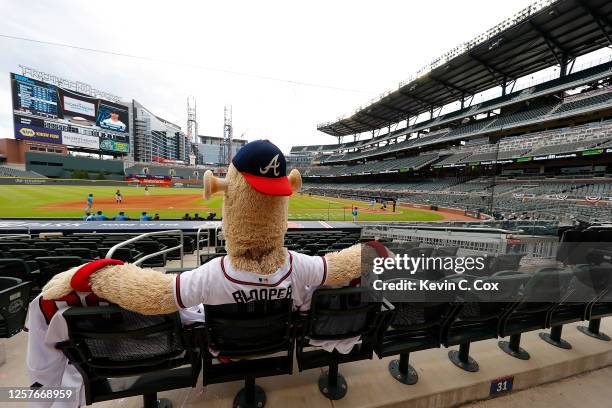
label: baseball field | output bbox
[0,185,465,221]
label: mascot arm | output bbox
[323,243,362,286]
[43,264,178,315]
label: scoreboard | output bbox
[16,77,58,117]
[10,73,130,154]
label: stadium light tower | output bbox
[218,105,233,166]
[187,96,198,144]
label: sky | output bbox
[0,0,542,153]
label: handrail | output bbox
[105,229,184,268]
[195,227,210,267]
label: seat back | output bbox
[204,298,293,357]
[35,256,83,286]
[489,253,525,273]
[0,258,31,281]
[520,268,570,306]
[9,248,49,260]
[55,248,96,261]
[0,277,32,338]
[59,306,198,379]
[306,287,381,341]
[70,241,98,250]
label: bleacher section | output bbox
[303,175,612,221]
[300,86,612,165]
[0,165,45,178]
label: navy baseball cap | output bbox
[232,140,292,196]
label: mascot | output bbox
[33,140,366,407]
[43,139,362,312]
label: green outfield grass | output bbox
[0,185,445,221]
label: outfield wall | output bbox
[0,176,202,188]
[25,152,125,179]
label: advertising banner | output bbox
[14,123,62,144]
[126,177,172,187]
[62,131,99,149]
[100,138,130,153]
[61,94,97,119]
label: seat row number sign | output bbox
[490,376,514,396]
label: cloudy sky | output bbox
[0,0,541,152]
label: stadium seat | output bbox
[69,241,99,251]
[56,305,202,408]
[133,240,167,267]
[498,268,571,359]
[0,258,40,298]
[540,264,611,349]
[374,278,451,384]
[54,247,97,262]
[98,247,143,263]
[0,258,38,282]
[487,253,525,274]
[156,237,182,260]
[202,299,294,408]
[578,271,612,341]
[0,277,32,338]
[442,272,530,370]
[0,242,31,253]
[33,241,65,251]
[34,256,84,286]
[296,287,391,400]
[7,249,49,272]
[199,252,225,265]
[8,248,50,260]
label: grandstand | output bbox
[293,9,612,223]
[0,165,45,178]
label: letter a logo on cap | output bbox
[260,154,280,176]
[232,140,292,196]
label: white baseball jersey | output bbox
[174,251,361,353]
[26,292,204,408]
[174,251,328,310]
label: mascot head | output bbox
[203,140,301,274]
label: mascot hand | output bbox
[42,259,124,300]
[42,266,81,300]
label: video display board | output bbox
[10,73,130,153]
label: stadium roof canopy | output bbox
[317,0,612,137]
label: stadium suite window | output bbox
[29,161,63,167]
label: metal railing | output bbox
[105,230,184,268]
[195,226,213,267]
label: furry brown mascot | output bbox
[42,140,362,314]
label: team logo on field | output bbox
[260,154,281,176]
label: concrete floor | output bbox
[2,319,612,407]
[464,366,612,408]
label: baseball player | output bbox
[115,190,122,204]
[85,194,93,212]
